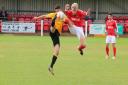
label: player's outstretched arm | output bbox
[33,15,47,20]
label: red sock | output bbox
[113,47,116,57]
[106,46,109,56]
[79,45,86,50]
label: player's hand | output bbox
[33,17,38,20]
[87,8,91,12]
[116,34,119,38]
[86,8,91,15]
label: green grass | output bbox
[0,35,128,85]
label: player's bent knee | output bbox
[53,44,60,56]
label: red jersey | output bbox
[106,20,117,36]
[65,10,87,27]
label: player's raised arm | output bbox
[86,8,91,16]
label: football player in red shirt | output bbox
[65,3,87,55]
[105,13,118,60]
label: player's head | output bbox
[108,13,113,20]
[54,5,61,12]
[71,3,79,11]
[65,4,70,10]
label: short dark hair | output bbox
[55,5,61,9]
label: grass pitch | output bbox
[0,35,128,85]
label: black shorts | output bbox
[50,29,60,46]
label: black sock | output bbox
[50,55,57,68]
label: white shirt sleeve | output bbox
[57,11,65,20]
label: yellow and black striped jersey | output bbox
[46,11,67,34]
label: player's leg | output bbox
[112,36,116,60]
[49,30,60,75]
[112,43,116,60]
[68,25,86,55]
[50,44,60,68]
[106,43,109,59]
[105,36,110,59]
[68,19,86,52]
[75,27,86,55]
[48,44,60,75]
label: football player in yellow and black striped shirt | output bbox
[34,6,66,75]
